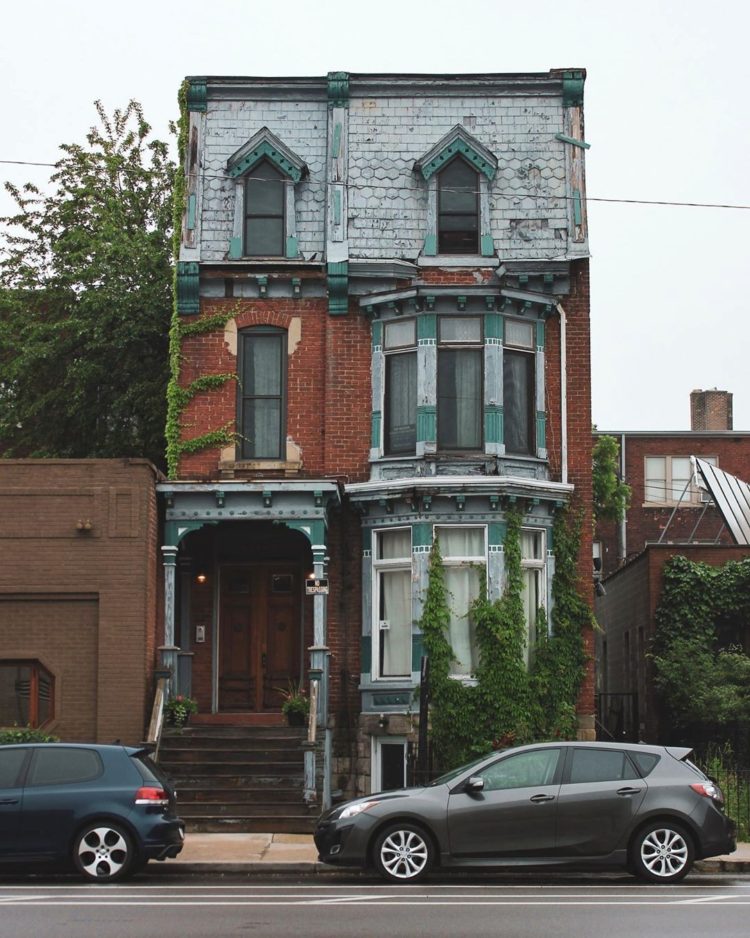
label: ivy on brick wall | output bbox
[421,505,589,769]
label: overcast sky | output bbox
[3,0,748,431]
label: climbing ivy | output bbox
[420,506,589,770]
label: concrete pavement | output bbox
[152,833,750,875]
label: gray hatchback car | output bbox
[315,741,736,883]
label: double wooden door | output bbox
[218,564,301,712]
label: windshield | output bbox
[428,752,494,787]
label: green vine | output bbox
[421,506,589,770]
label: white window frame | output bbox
[371,735,408,794]
[372,527,413,682]
[435,524,487,680]
[644,455,718,506]
[521,527,547,667]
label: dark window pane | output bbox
[245,217,284,256]
[0,749,27,788]
[381,743,406,790]
[504,350,534,455]
[629,751,660,776]
[242,335,281,396]
[385,352,417,454]
[28,748,103,787]
[244,161,285,256]
[246,171,285,215]
[242,398,282,458]
[0,664,30,726]
[438,349,482,449]
[239,330,285,459]
[438,158,479,255]
[568,748,639,784]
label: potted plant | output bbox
[164,694,198,728]
[276,681,310,726]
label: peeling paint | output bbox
[224,318,237,356]
[288,317,302,356]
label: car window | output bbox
[568,748,639,784]
[479,749,561,791]
[0,749,27,787]
[27,748,103,786]
[628,751,660,777]
[133,752,171,787]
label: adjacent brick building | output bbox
[0,460,161,744]
[163,70,594,802]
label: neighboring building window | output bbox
[384,320,417,455]
[437,525,486,677]
[504,318,536,455]
[644,455,718,504]
[438,316,483,450]
[373,529,413,679]
[521,529,546,666]
[244,159,285,256]
[0,660,54,728]
[437,158,479,254]
[238,327,286,459]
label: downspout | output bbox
[555,302,568,485]
[619,432,627,564]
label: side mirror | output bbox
[465,775,484,793]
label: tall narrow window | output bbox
[384,320,417,455]
[520,529,546,667]
[238,327,286,460]
[438,158,479,254]
[504,318,536,455]
[437,526,486,677]
[244,160,285,256]
[373,529,413,679]
[438,316,483,450]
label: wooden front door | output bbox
[218,565,300,711]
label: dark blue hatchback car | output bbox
[0,743,185,882]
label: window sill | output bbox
[221,459,302,472]
[417,255,500,268]
[642,501,703,509]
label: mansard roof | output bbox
[226,127,308,183]
[414,124,498,182]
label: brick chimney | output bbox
[690,389,733,431]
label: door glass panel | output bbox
[0,749,27,788]
[480,748,561,791]
[28,749,102,786]
[568,748,639,784]
[380,742,407,791]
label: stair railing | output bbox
[146,675,168,760]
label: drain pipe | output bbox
[555,301,569,485]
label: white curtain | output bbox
[381,569,412,676]
[445,566,481,676]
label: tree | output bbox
[592,433,631,523]
[0,101,174,467]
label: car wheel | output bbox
[632,822,694,883]
[373,823,434,883]
[73,822,135,883]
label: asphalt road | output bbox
[1,873,750,937]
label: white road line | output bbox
[1,899,749,908]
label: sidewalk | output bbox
[153,834,750,875]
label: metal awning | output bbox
[693,457,750,546]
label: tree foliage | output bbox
[0,101,174,467]
[593,433,631,523]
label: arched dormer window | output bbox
[227,128,308,260]
[437,158,479,255]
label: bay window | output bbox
[437,317,483,450]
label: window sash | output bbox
[373,530,413,680]
[438,159,479,255]
[644,455,718,504]
[503,349,534,455]
[0,660,54,728]
[239,329,285,459]
[436,526,486,677]
[244,161,285,256]
[438,348,482,450]
[385,351,417,455]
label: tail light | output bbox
[135,786,169,806]
[690,781,724,804]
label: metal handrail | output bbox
[146,676,168,760]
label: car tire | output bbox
[631,821,694,883]
[373,823,434,883]
[73,822,135,883]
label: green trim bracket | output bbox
[186,78,207,112]
[176,261,200,315]
[562,70,585,107]
[327,261,349,315]
[327,71,350,109]
[555,133,590,150]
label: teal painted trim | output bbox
[371,319,383,349]
[417,405,437,443]
[228,237,242,259]
[536,319,545,348]
[371,410,381,448]
[360,635,372,675]
[362,527,372,552]
[372,693,410,707]
[484,404,503,446]
[423,234,437,256]
[327,71,350,108]
[187,194,196,231]
[536,412,547,451]
[327,261,349,315]
[176,261,200,315]
[186,78,207,112]
[412,633,424,672]
[333,188,342,226]
[562,70,585,107]
[573,190,583,225]
[481,234,495,256]
[485,313,502,341]
[489,521,507,548]
[555,132,591,150]
[332,122,342,158]
[285,235,298,259]
[417,314,437,341]
[228,140,303,183]
[420,138,496,181]
[412,523,432,549]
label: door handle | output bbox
[0,798,19,805]
[616,787,642,796]
[529,793,555,803]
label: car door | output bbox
[447,747,562,858]
[0,748,28,858]
[555,746,647,857]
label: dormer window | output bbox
[245,160,285,256]
[437,159,479,255]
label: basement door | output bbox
[218,565,301,712]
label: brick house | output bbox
[0,460,161,743]
[163,70,594,803]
